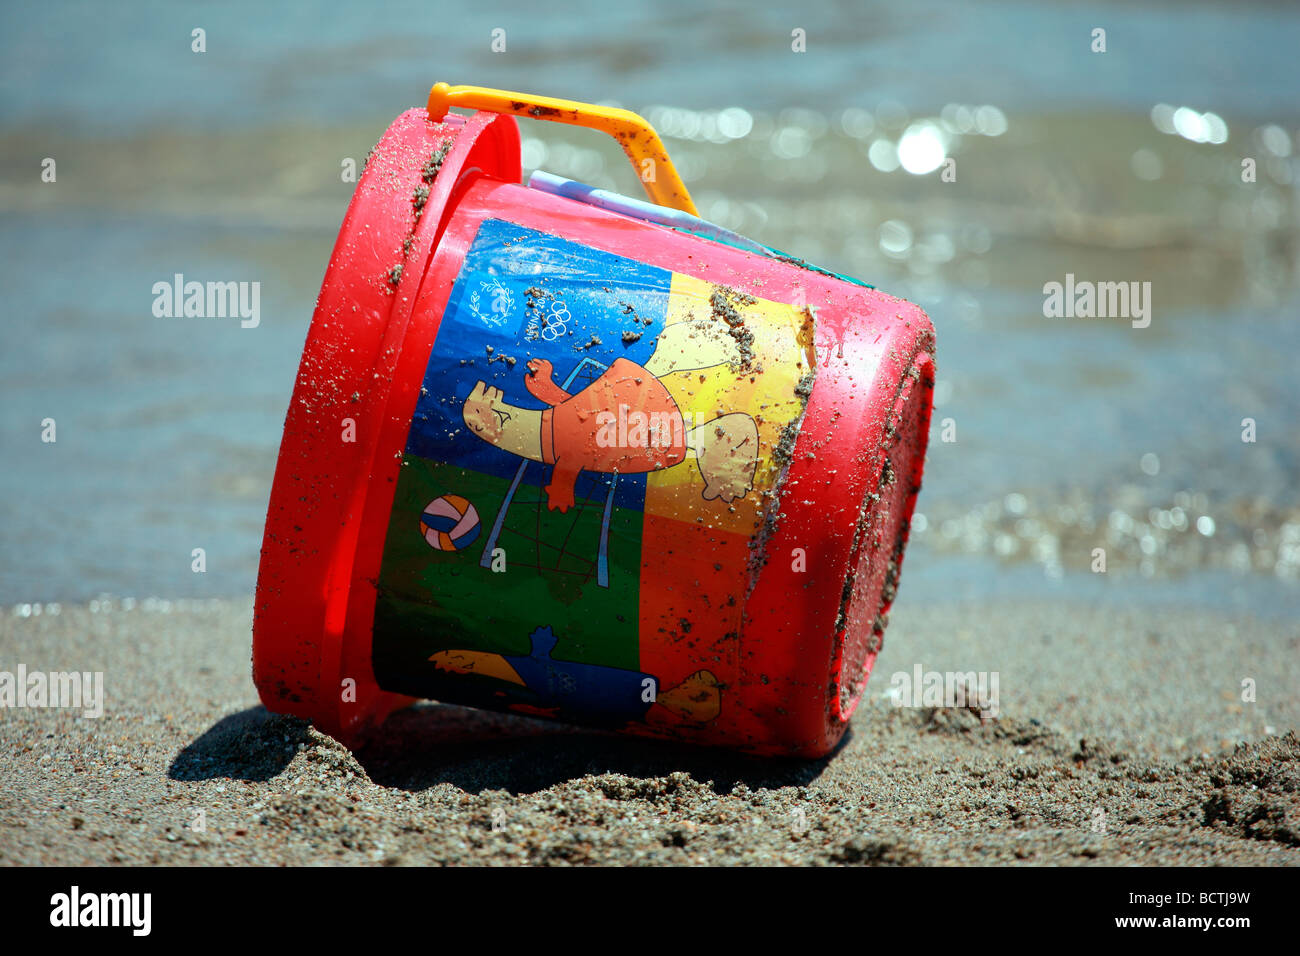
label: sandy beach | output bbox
[2,0,1298,872]
[2,595,1295,866]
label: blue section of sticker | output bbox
[405,218,673,510]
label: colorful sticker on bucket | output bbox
[372,217,814,735]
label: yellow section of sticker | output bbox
[643,273,813,536]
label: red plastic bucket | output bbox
[253,85,935,758]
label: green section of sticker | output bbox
[372,456,644,699]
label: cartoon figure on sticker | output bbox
[461,319,759,512]
[430,625,721,728]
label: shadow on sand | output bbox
[169,702,844,795]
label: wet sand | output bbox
[1,596,1296,866]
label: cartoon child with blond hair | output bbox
[462,318,758,512]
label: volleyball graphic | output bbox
[420,495,481,552]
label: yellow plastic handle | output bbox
[427,82,699,216]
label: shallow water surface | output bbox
[0,0,1297,612]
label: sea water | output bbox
[0,0,1297,621]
